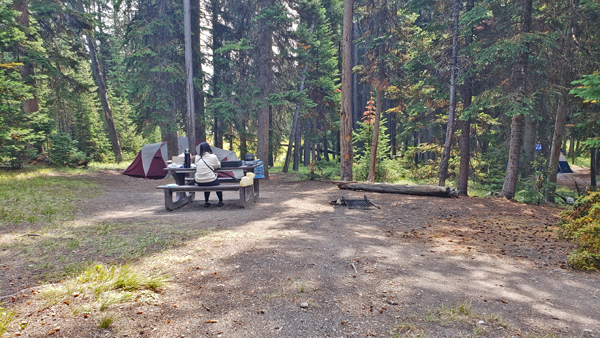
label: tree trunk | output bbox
[547,98,568,202]
[339,0,354,181]
[539,99,551,159]
[293,115,302,171]
[352,18,359,131]
[283,28,312,172]
[502,115,524,199]
[367,89,384,182]
[457,0,474,196]
[14,0,39,116]
[85,34,123,163]
[591,148,597,188]
[501,0,532,199]
[256,0,274,179]
[522,116,536,175]
[304,120,311,166]
[240,118,247,159]
[336,182,458,197]
[192,0,206,143]
[183,0,196,154]
[211,0,223,148]
[568,134,575,159]
[438,0,460,186]
[323,133,329,161]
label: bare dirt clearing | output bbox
[1,171,599,337]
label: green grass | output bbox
[0,167,97,224]
[426,300,473,325]
[42,264,165,310]
[98,314,115,329]
[0,304,15,336]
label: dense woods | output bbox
[1,0,600,199]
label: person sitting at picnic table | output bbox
[194,142,223,207]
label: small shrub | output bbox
[48,133,89,167]
[559,192,600,271]
[98,314,114,329]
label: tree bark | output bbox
[352,18,359,131]
[457,0,474,196]
[538,99,551,159]
[304,119,311,166]
[256,0,274,179]
[211,0,224,149]
[502,115,524,199]
[293,115,302,171]
[192,0,206,143]
[85,34,123,163]
[183,0,196,154]
[501,0,532,199]
[14,0,39,115]
[339,0,354,181]
[522,116,536,175]
[336,182,458,197]
[547,99,568,201]
[367,89,383,182]
[438,0,460,186]
[591,148,597,188]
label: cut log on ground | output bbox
[334,181,458,197]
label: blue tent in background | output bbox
[536,144,573,173]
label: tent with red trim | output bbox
[122,137,242,180]
[122,142,169,179]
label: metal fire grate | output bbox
[330,195,381,209]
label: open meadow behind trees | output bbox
[1,166,599,338]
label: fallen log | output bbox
[334,181,458,197]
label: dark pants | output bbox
[194,179,222,203]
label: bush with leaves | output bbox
[353,117,397,182]
[49,133,89,167]
[559,192,600,271]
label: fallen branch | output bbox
[335,182,458,198]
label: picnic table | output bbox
[157,164,260,211]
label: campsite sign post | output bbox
[183,0,196,155]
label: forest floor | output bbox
[1,170,599,338]
[556,165,598,192]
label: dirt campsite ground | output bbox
[1,169,599,338]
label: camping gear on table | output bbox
[245,153,255,161]
[221,160,243,168]
[184,149,191,168]
[123,137,244,180]
[254,160,265,179]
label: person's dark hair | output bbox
[198,142,212,157]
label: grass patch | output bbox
[0,304,15,336]
[98,314,115,329]
[0,168,97,224]
[42,264,165,310]
[425,300,474,325]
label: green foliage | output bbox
[571,73,600,103]
[0,303,15,336]
[559,192,600,271]
[48,132,89,167]
[0,4,50,168]
[353,117,394,182]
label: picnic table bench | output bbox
[157,165,260,211]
